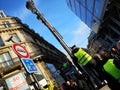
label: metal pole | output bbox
[17,56,41,90]
[25,0,98,89]
[6,39,41,90]
[31,73,41,89]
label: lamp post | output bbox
[6,35,41,90]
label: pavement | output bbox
[99,85,111,90]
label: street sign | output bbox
[12,43,30,58]
[21,58,38,73]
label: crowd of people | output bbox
[52,40,120,90]
[61,76,90,90]
[65,40,120,90]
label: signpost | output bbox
[21,58,38,73]
[12,43,30,58]
[12,43,41,89]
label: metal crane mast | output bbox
[26,0,72,57]
[26,0,100,89]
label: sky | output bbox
[0,0,91,54]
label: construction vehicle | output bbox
[26,0,107,89]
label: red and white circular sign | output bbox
[12,43,30,58]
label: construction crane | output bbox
[26,0,101,89]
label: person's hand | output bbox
[112,48,116,52]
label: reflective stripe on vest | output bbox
[74,48,92,66]
[103,59,120,81]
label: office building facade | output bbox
[66,0,108,33]
[66,0,120,54]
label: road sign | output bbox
[12,43,30,58]
[21,58,38,73]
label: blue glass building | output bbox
[66,0,108,33]
[66,0,120,54]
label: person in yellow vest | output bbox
[94,43,120,90]
[71,45,101,89]
[102,41,120,90]
[71,45,97,71]
[103,58,120,90]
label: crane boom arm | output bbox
[26,1,98,88]
[26,0,72,57]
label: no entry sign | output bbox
[12,43,30,58]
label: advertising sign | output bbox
[5,73,29,90]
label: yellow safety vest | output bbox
[74,48,92,66]
[103,59,120,82]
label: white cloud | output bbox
[70,21,90,48]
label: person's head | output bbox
[71,45,77,50]
[66,81,70,86]
[116,40,120,51]
[71,45,79,53]
[99,49,105,56]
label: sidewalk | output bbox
[99,85,111,90]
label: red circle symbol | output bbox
[12,43,30,58]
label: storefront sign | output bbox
[5,73,29,90]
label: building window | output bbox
[3,21,11,28]
[0,12,4,18]
[0,52,13,68]
[10,33,21,43]
[0,37,4,46]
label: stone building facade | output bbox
[0,10,67,90]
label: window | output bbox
[0,37,4,46]
[10,33,21,43]
[0,12,4,18]
[3,21,11,28]
[0,52,13,68]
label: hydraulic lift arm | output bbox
[26,0,72,57]
[26,0,98,89]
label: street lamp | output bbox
[26,0,38,14]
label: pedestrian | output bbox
[76,75,90,90]
[93,53,108,85]
[71,45,99,88]
[101,40,120,90]
[65,81,72,90]
[71,45,97,72]
[62,81,71,90]
[70,79,79,90]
